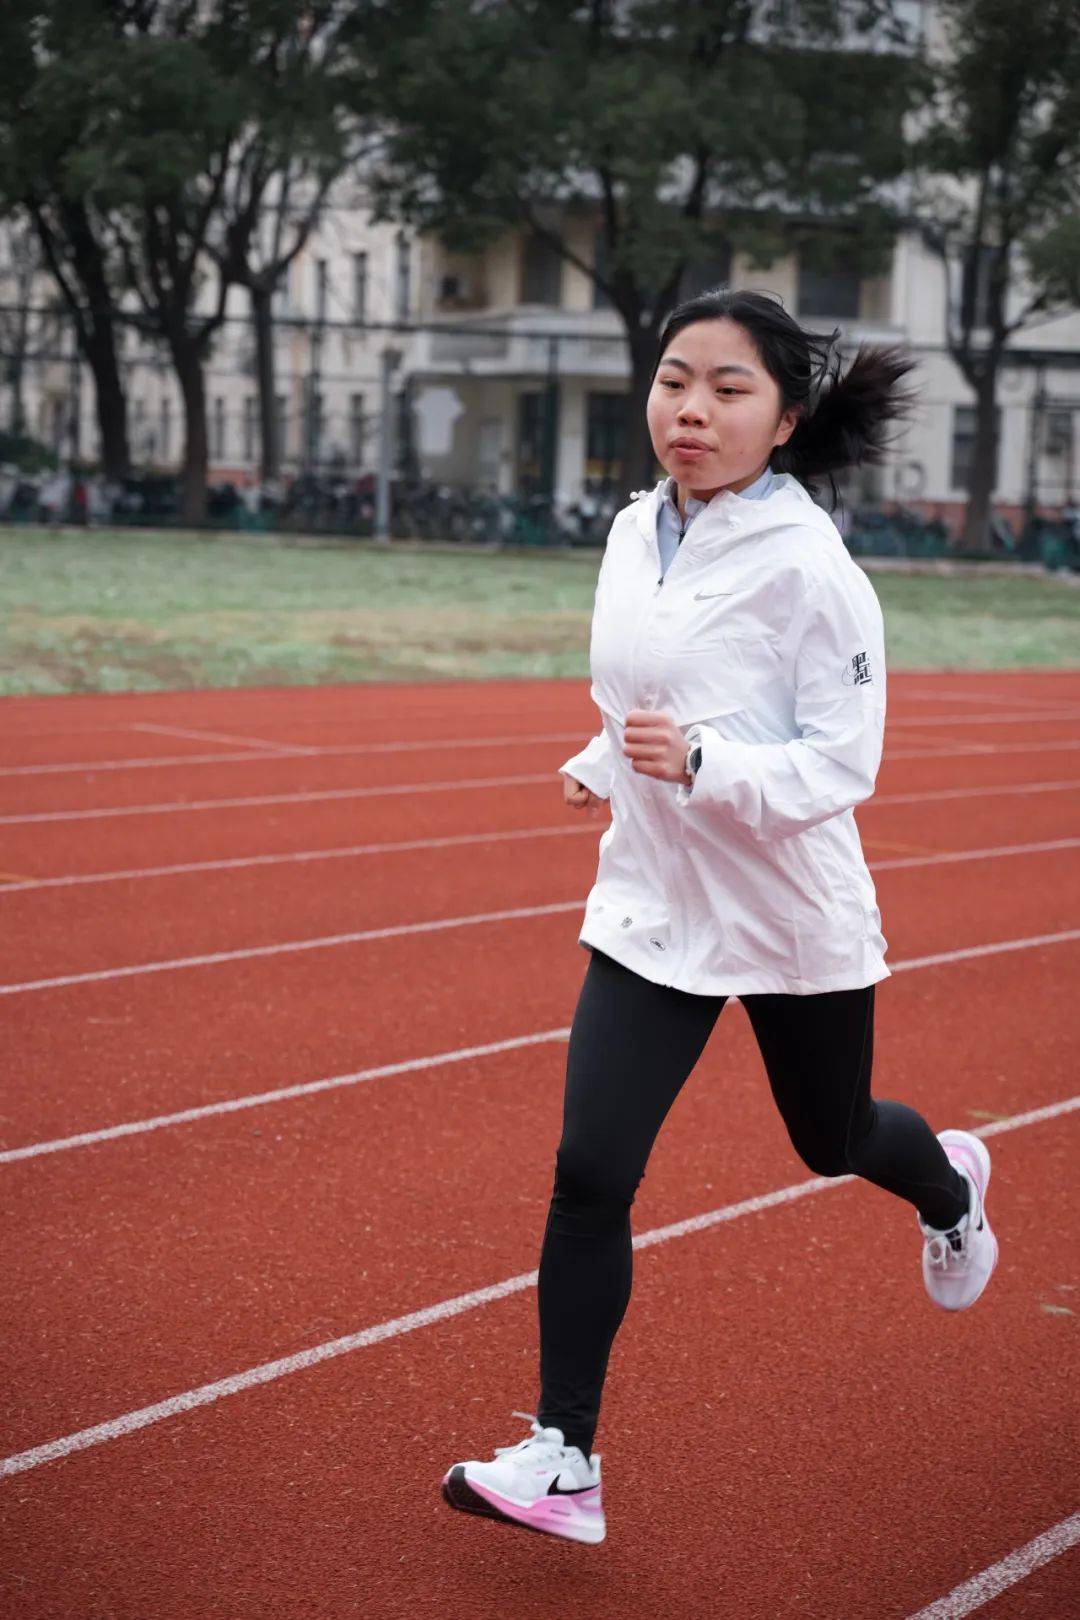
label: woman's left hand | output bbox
[622,709,692,785]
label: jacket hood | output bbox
[628,471,840,551]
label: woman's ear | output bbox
[772,405,800,450]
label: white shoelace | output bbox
[924,1227,968,1269]
[494,1412,572,1464]
[922,1172,980,1269]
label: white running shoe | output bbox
[919,1129,999,1311]
[442,1411,605,1545]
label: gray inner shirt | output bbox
[656,464,776,579]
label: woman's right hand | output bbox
[562,774,604,814]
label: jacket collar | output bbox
[631,471,836,551]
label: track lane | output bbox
[967,1546,1080,1619]
[0,1109,1074,1620]
[0,736,596,817]
[0,770,1075,900]
[2,836,1079,1145]
[3,782,1078,980]
[3,714,1080,821]
[3,672,1078,1620]
[2,667,1077,742]
[1,940,1075,1458]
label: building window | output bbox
[132,397,147,458]
[274,263,291,316]
[50,396,65,453]
[159,397,171,460]
[306,389,324,463]
[586,392,628,487]
[797,252,861,318]
[275,393,288,462]
[517,391,544,485]
[593,229,613,311]
[520,230,563,306]
[353,251,368,322]
[350,393,366,465]
[960,244,998,330]
[243,396,257,462]
[950,403,1001,492]
[437,268,485,310]
[314,258,328,323]
[1043,408,1073,459]
[679,247,732,301]
[212,396,226,460]
[395,230,411,321]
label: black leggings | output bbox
[535,947,968,1457]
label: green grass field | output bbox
[1,526,1077,694]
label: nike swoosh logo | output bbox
[693,590,735,600]
[547,1477,596,1496]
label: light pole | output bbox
[374,344,402,545]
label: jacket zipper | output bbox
[654,511,688,591]
[632,502,691,982]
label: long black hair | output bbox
[650,287,920,511]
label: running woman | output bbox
[441,288,998,1546]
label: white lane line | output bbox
[4,827,1080,996]
[0,900,583,996]
[0,749,312,777]
[4,930,1077,1160]
[3,769,1079,830]
[129,722,315,753]
[874,778,1080,807]
[0,823,596,893]
[0,728,1077,792]
[140,712,1080,736]
[900,688,1080,712]
[890,930,1080,972]
[1,1093,1075,1480]
[0,771,556,825]
[889,739,1079,759]
[871,836,1080,871]
[0,829,1074,898]
[0,731,589,778]
[887,709,1080,728]
[904,1511,1080,1620]
[5,678,1070,735]
[0,1029,573,1165]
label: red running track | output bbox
[1,672,1078,1620]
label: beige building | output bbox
[3,190,1078,529]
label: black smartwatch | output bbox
[684,727,703,784]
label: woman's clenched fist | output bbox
[622,710,693,785]
[562,775,604,813]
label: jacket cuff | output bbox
[558,733,613,800]
[674,723,725,807]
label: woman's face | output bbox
[646,318,800,499]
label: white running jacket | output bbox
[559,471,891,995]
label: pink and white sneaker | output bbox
[442,1411,605,1545]
[919,1129,999,1311]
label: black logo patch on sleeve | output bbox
[842,651,873,687]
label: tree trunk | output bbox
[250,283,279,482]
[172,338,208,526]
[8,343,26,436]
[5,247,34,435]
[30,202,131,478]
[626,326,661,492]
[959,371,1000,553]
[83,318,130,481]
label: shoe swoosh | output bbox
[693,590,735,600]
[547,1477,596,1496]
